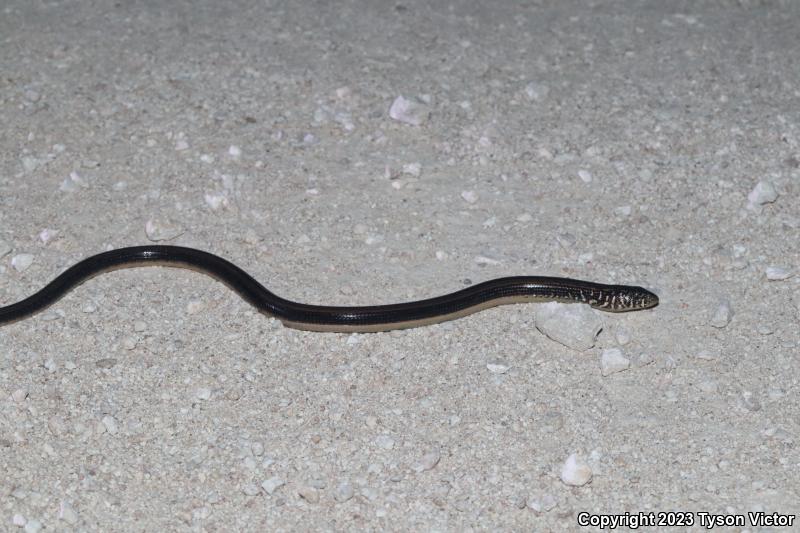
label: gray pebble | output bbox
[600,348,630,376]
[747,181,778,206]
[411,449,441,473]
[534,302,602,351]
[334,481,354,503]
[261,477,284,495]
[709,299,733,328]
[765,266,792,281]
[389,95,430,126]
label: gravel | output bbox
[2,1,799,530]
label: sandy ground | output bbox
[1,0,799,531]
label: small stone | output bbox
[486,362,510,374]
[297,486,319,503]
[375,435,395,449]
[747,181,778,206]
[196,388,212,401]
[709,299,733,328]
[402,162,422,176]
[741,391,762,412]
[411,449,441,472]
[389,95,430,126]
[756,324,774,336]
[13,514,26,526]
[24,520,42,533]
[600,348,630,376]
[59,171,88,192]
[765,266,792,280]
[578,169,593,183]
[102,415,118,434]
[82,303,97,314]
[95,358,117,369]
[58,501,78,524]
[175,140,189,151]
[334,481,354,502]
[614,205,632,217]
[615,327,631,346]
[228,145,242,158]
[261,477,285,495]
[527,493,557,513]
[461,190,478,204]
[474,255,501,266]
[11,388,28,402]
[38,228,58,244]
[11,254,34,272]
[524,82,549,101]
[534,302,603,351]
[204,192,228,210]
[22,156,40,173]
[145,218,184,241]
[122,336,137,350]
[560,454,592,486]
[516,213,533,222]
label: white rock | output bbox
[524,82,549,101]
[145,218,184,241]
[600,348,630,376]
[12,514,25,526]
[11,388,28,402]
[486,361,510,374]
[474,255,501,266]
[23,520,42,533]
[411,449,441,472]
[38,228,58,244]
[527,493,557,513]
[196,388,212,401]
[102,415,118,435]
[578,169,592,183]
[402,162,421,176]
[765,266,792,280]
[204,192,228,210]
[516,213,532,222]
[261,476,285,495]
[614,205,632,217]
[228,145,242,157]
[58,501,78,525]
[534,302,603,351]
[334,481,354,502]
[11,254,34,272]
[22,156,40,173]
[175,140,189,151]
[461,190,479,204]
[389,95,430,126]
[747,181,778,206]
[615,327,631,346]
[709,299,733,328]
[59,171,88,192]
[560,454,592,486]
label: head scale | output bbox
[591,286,659,312]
